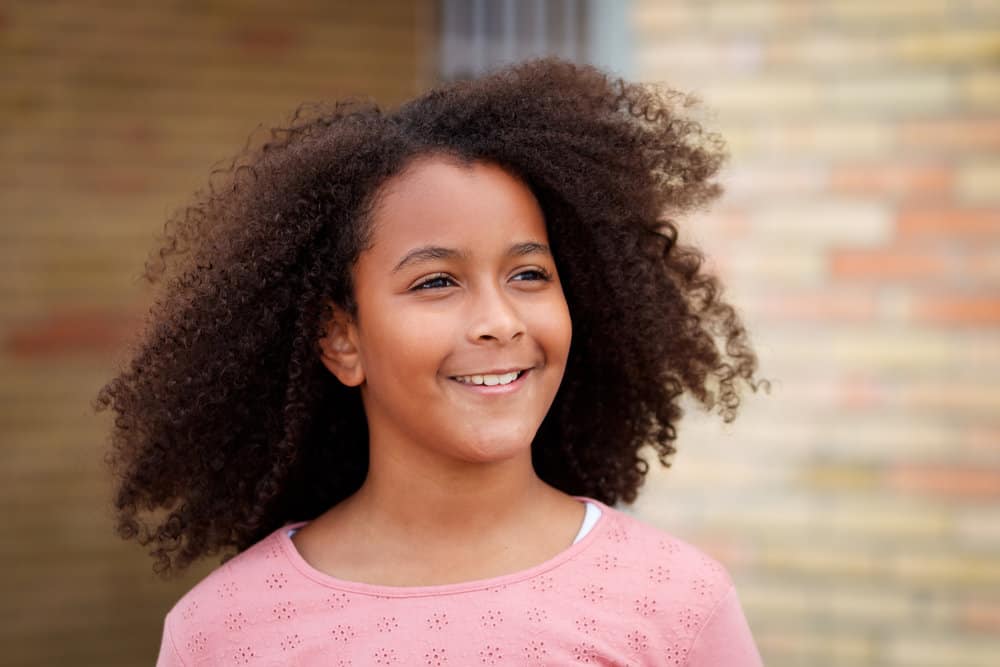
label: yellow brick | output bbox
[826,0,952,22]
[957,161,1000,203]
[888,635,1000,667]
[636,40,763,75]
[800,463,880,491]
[891,553,1000,586]
[828,73,954,112]
[827,502,950,540]
[956,508,1000,550]
[630,4,698,35]
[724,121,893,159]
[961,71,1000,109]
[699,77,820,114]
[747,200,893,247]
[712,249,826,286]
[758,544,878,577]
[742,582,919,627]
[756,631,876,664]
[774,329,1000,370]
[895,30,1000,65]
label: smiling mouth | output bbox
[448,368,530,387]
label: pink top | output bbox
[155,496,763,666]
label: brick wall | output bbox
[629,2,1000,666]
[1,3,434,665]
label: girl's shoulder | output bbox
[161,521,302,625]
[592,499,735,579]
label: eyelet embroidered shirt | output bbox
[155,496,763,666]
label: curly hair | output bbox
[94,56,766,578]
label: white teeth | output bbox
[453,371,521,386]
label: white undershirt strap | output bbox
[286,499,603,543]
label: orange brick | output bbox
[967,427,1000,454]
[830,164,953,197]
[888,464,1000,499]
[751,291,877,321]
[896,208,1000,239]
[959,600,1000,633]
[830,250,949,279]
[840,374,881,409]
[915,296,1000,324]
[5,308,140,358]
[228,25,300,56]
[899,119,1000,152]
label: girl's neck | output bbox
[292,471,586,587]
[344,453,566,545]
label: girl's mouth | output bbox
[448,368,531,394]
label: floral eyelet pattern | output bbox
[156,500,757,665]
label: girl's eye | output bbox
[411,273,455,290]
[513,268,552,282]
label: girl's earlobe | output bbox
[318,309,365,387]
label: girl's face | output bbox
[321,155,572,469]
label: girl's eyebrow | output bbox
[391,241,551,274]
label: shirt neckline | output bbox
[275,495,612,598]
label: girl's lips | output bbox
[448,368,531,395]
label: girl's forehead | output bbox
[364,158,549,258]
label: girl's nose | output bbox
[466,284,526,344]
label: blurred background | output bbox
[2,1,998,665]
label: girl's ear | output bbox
[318,303,365,387]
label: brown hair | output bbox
[94,56,766,577]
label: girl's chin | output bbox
[450,435,536,463]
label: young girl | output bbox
[96,56,766,665]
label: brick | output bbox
[747,290,877,322]
[961,71,1000,110]
[747,200,893,246]
[227,24,300,57]
[894,30,1000,65]
[825,1,952,23]
[888,634,1000,666]
[721,121,893,159]
[4,308,140,358]
[755,631,875,665]
[896,208,1000,239]
[633,0,956,35]
[838,378,1000,414]
[741,582,918,631]
[637,39,763,74]
[955,508,1000,550]
[966,0,1000,19]
[722,162,827,201]
[959,600,1000,634]
[914,296,1000,325]
[668,412,996,466]
[967,426,1000,456]
[800,463,880,491]
[772,328,1000,371]
[898,119,1000,153]
[629,3,698,35]
[887,464,1000,499]
[762,31,1000,69]
[692,77,821,116]
[765,34,883,68]
[830,163,952,198]
[829,249,950,280]
[705,495,952,542]
[757,542,878,578]
[681,208,751,240]
[710,248,826,285]
[890,552,1000,587]
[957,161,1000,203]
[827,73,954,114]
